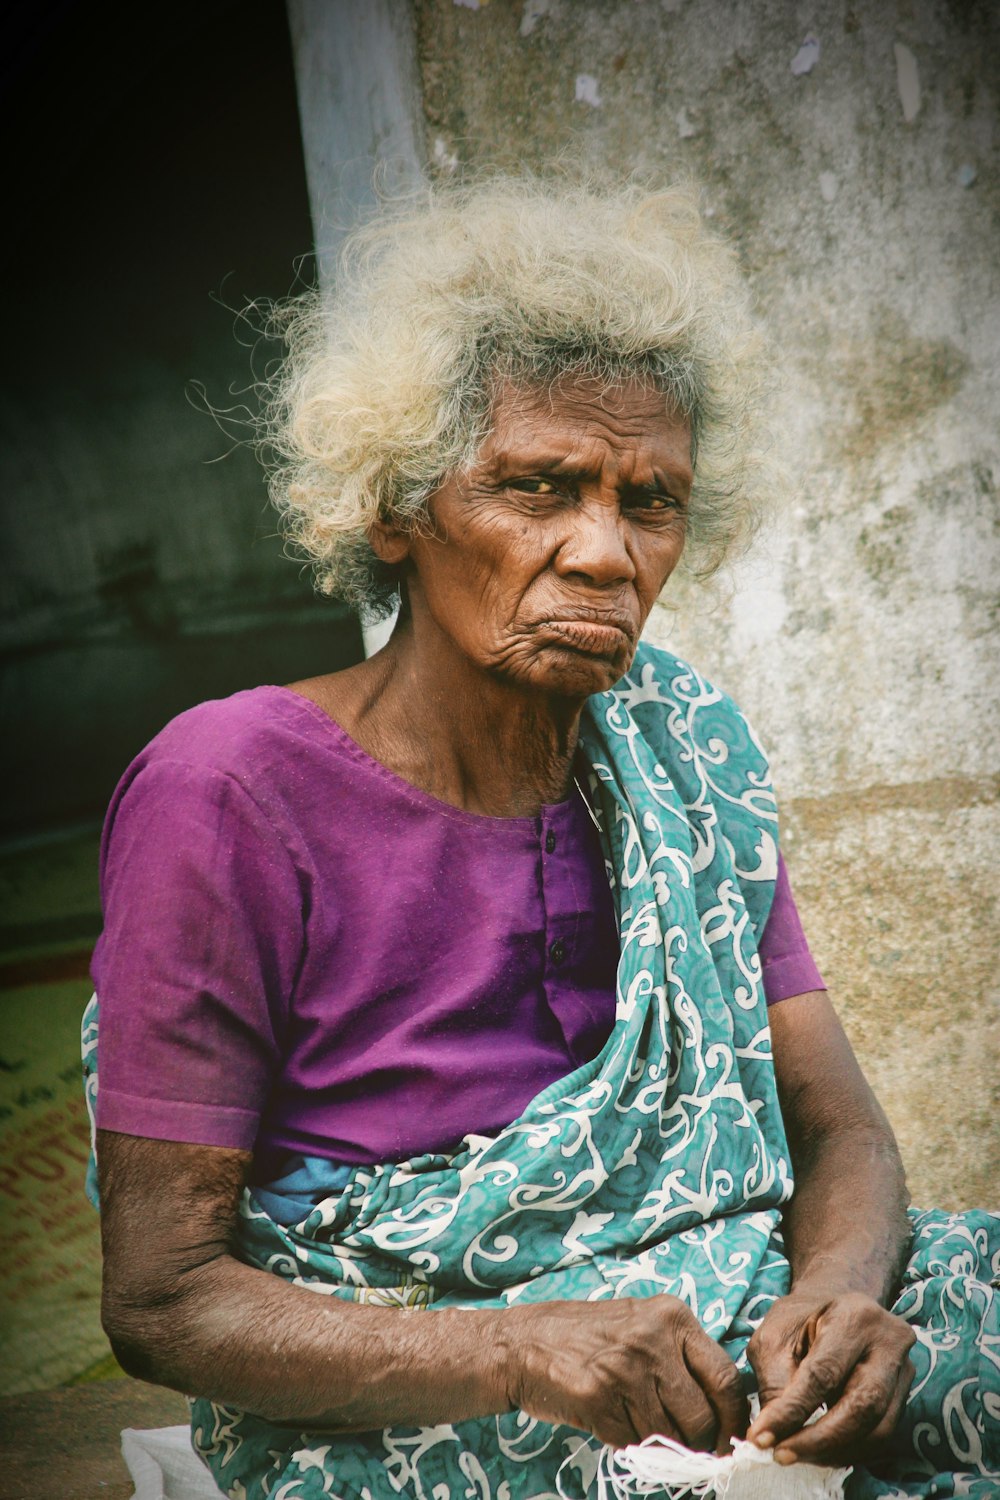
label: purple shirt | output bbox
[93,687,824,1168]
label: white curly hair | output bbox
[261,174,777,619]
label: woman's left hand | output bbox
[746,1287,916,1465]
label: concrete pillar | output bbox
[286,0,426,655]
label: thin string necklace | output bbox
[574,775,603,834]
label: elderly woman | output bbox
[85,179,997,1500]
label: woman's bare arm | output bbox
[768,989,912,1301]
[747,991,916,1464]
[98,1129,749,1450]
[98,1131,509,1430]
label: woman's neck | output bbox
[294,617,587,818]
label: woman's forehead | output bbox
[482,376,692,474]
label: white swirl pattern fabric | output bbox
[81,645,999,1499]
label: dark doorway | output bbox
[1,0,364,840]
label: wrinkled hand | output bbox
[501,1295,748,1452]
[746,1288,916,1465]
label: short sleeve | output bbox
[759,852,827,1006]
[92,758,304,1150]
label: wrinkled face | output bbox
[399,375,693,699]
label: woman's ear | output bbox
[368,518,411,565]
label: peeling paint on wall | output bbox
[894,41,921,121]
[790,34,820,76]
[574,73,603,107]
[433,135,459,170]
[676,105,697,138]
[519,0,551,37]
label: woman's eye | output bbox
[513,478,559,495]
[627,490,679,513]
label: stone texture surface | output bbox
[413,0,999,1208]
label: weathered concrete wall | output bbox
[413,0,999,1208]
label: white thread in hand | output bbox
[559,1435,851,1500]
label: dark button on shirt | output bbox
[549,938,567,965]
[545,830,557,854]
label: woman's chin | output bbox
[506,642,634,700]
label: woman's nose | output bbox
[553,500,636,585]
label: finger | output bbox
[618,1395,643,1447]
[864,1357,915,1451]
[616,1374,675,1447]
[772,1355,910,1466]
[621,1365,698,1447]
[593,1395,680,1452]
[653,1373,718,1452]
[681,1330,749,1455]
[589,1395,643,1451]
[749,1337,851,1447]
[747,1328,800,1411]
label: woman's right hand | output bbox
[497,1295,748,1452]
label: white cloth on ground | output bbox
[121,1426,227,1500]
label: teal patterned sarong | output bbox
[83,645,999,1499]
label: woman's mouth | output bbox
[535,615,635,656]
